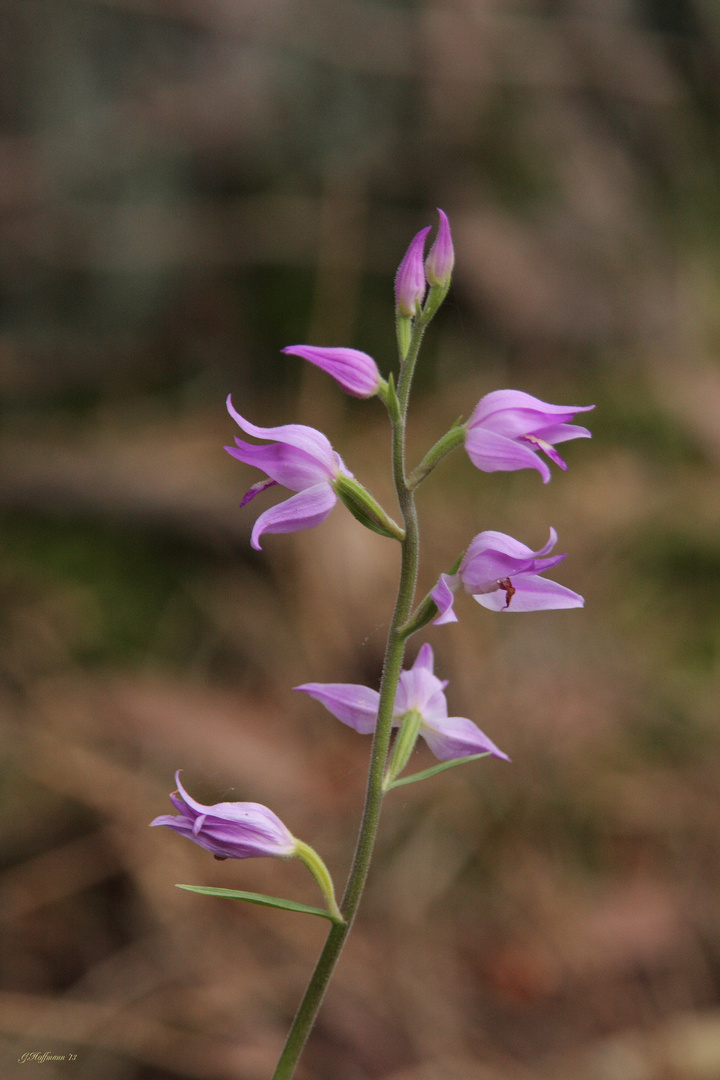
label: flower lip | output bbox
[282,345,381,398]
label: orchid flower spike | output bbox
[282,345,381,398]
[296,643,508,764]
[464,390,594,483]
[395,225,431,317]
[150,771,297,860]
[431,528,584,624]
[225,395,351,550]
[425,209,454,288]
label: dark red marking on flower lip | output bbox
[498,577,515,609]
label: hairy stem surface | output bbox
[270,330,424,1080]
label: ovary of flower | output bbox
[296,643,508,763]
[225,395,351,550]
[150,771,297,860]
[431,528,584,624]
[464,390,594,483]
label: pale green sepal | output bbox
[377,374,401,424]
[175,884,344,923]
[396,313,412,361]
[386,753,491,790]
[383,709,422,790]
[334,475,405,541]
[421,278,451,323]
[385,372,401,424]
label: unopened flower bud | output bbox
[424,209,454,288]
[282,345,381,398]
[394,226,431,317]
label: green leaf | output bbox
[386,753,491,789]
[175,884,344,923]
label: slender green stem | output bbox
[397,311,431,415]
[271,358,421,1080]
[407,424,465,490]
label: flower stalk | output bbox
[271,328,422,1080]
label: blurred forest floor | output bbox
[3,1,720,1078]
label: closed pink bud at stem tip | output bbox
[425,209,454,287]
[395,226,431,317]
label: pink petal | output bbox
[250,482,337,550]
[411,643,435,673]
[295,683,380,734]
[173,770,210,815]
[470,390,594,429]
[533,422,593,445]
[420,715,510,762]
[460,529,563,587]
[282,346,380,398]
[395,664,448,719]
[225,438,334,490]
[395,226,431,316]
[226,396,337,475]
[465,426,551,483]
[424,208,454,286]
[431,573,459,624]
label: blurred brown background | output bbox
[2,1,720,1078]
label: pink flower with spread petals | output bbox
[465,390,594,483]
[282,345,381,398]
[296,644,508,763]
[395,226,431,317]
[151,771,296,860]
[225,395,351,550]
[431,528,584,623]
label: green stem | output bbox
[407,424,465,490]
[271,357,420,1080]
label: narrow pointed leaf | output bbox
[386,752,491,789]
[175,884,344,922]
